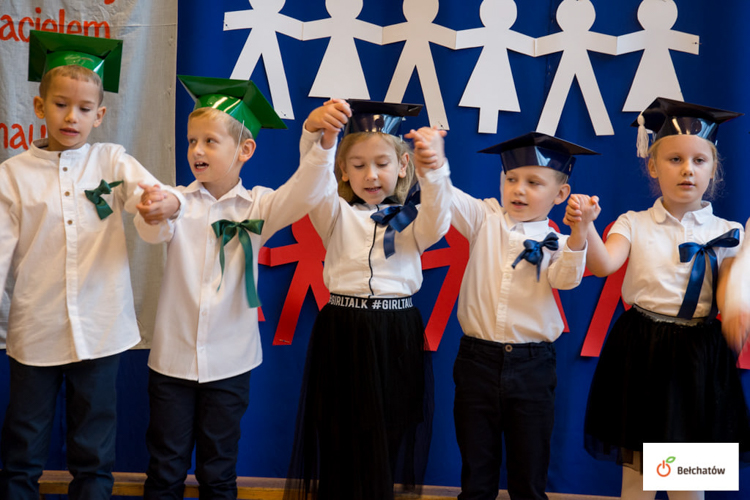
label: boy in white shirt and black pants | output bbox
[134,76,339,500]
[0,32,183,500]
[414,132,596,500]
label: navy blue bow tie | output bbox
[512,233,559,281]
[370,183,420,258]
[677,228,740,320]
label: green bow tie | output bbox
[211,219,265,308]
[84,179,123,219]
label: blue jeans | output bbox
[144,369,251,500]
[0,354,120,500]
[453,336,557,500]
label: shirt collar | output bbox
[183,178,252,202]
[502,209,551,236]
[650,197,713,225]
[31,138,90,162]
[349,194,400,207]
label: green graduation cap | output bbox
[178,75,287,139]
[28,30,123,93]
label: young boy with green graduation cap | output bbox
[133,76,348,499]
[0,31,183,500]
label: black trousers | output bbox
[143,369,251,500]
[453,335,556,500]
[0,354,120,500]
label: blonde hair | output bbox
[647,135,722,199]
[336,132,416,204]
[552,170,569,185]
[39,65,104,105]
[188,107,253,145]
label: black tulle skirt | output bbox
[284,301,434,500]
[584,306,750,469]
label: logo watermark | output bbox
[643,443,738,491]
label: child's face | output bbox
[502,166,570,222]
[340,134,408,205]
[187,114,255,198]
[33,75,105,152]
[648,134,716,217]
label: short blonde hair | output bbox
[647,135,722,199]
[188,107,253,145]
[335,132,416,204]
[39,65,104,105]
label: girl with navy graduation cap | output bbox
[283,99,452,500]
[565,97,750,499]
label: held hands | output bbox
[405,126,447,177]
[305,98,352,150]
[136,182,180,225]
[564,194,601,228]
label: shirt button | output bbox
[64,191,70,196]
[67,220,73,225]
[62,167,68,172]
[505,344,513,352]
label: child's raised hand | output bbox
[305,98,352,150]
[564,194,600,227]
[405,126,447,176]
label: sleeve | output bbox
[608,211,633,241]
[133,209,177,244]
[299,123,324,158]
[547,234,586,290]
[109,146,187,215]
[719,220,744,260]
[255,132,338,245]
[0,166,19,295]
[449,184,490,242]
[411,160,453,253]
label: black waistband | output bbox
[328,293,414,311]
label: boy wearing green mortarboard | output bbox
[133,76,347,499]
[0,31,184,499]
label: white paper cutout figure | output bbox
[224,0,303,119]
[535,0,617,136]
[455,0,535,134]
[617,0,699,112]
[303,0,383,100]
[383,0,456,129]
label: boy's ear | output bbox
[553,183,571,206]
[93,106,106,128]
[33,96,45,119]
[238,138,256,162]
[648,158,658,178]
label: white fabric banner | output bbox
[0,0,178,347]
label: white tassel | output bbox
[636,114,650,158]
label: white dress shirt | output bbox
[0,139,173,366]
[611,198,742,318]
[451,187,586,344]
[308,159,452,299]
[134,135,336,382]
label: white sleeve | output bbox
[411,160,453,253]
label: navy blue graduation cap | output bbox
[633,97,742,157]
[343,100,422,137]
[479,132,598,176]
